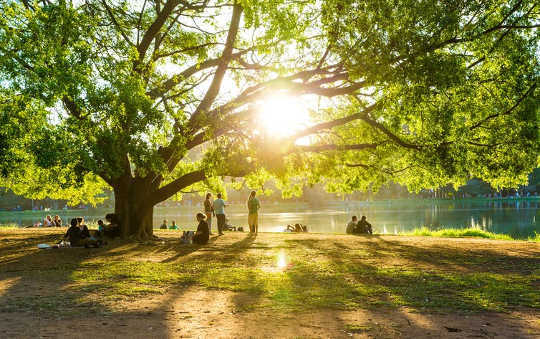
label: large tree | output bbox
[0,0,538,238]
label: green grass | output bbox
[401,227,515,240]
[1,231,538,317]
[528,232,540,242]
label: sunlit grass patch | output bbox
[1,231,538,318]
[402,227,514,240]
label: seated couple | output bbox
[63,218,102,248]
[43,215,62,227]
[180,213,209,245]
[286,223,308,232]
[346,216,373,235]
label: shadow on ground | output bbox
[0,230,538,338]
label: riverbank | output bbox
[1,229,539,338]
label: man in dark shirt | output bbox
[356,216,373,235]
[192,213,209,245]
[64,218,83,246]
[64,218,99,247]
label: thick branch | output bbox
[147,50,248,99]
[291,103,378,140]
[152,169,206,204]
[188,3,243,127]
[137,0,183,64]
[101,0,134,46]
[291,143,380,153]
[360,116,421,150]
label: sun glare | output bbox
[257,94,311,139]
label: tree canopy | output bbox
[0,0,538,237]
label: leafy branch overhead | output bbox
[0,0,538,236]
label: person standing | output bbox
[204,193,214,235]
[213,193,226,235]
[247,191,261,233]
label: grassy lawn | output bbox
[1,229,539,316]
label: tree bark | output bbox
[113,179,156,240]
[110,169,206,240]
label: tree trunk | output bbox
[109,169,206,240]
[113,182,155,240]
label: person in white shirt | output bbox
[213,193,227,235]
[43,215,53,227]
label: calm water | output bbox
[1,199,538,237]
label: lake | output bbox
[1,199,538,238]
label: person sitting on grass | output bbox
[77,217,90,238]
[53,215,62,227]
[97,220,105,236]
[160,219,168,229]
[104,213,121,238]
[169,221,179,230]
[346,216,358,234]
[64,218,100,247]
[193,213,209,245]
[43,215,53,227]
[356,216,373,235]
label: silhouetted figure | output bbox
[193,213,209,245]
[160,219,168,229]
[356,216,372,235]
[204,193,214,235]
[213,193,227,235]
[247,191,260,233]
[346,216,357,234]
[104,213,121,238]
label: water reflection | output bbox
[1,199,538,238]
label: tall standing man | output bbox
[213,193,226,236]
[204,193,214,235]
[247,191,261,233]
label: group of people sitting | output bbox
[286,223,308,232]
[62,213,120,247]
[346,215,373,235]
[42,215,63,227]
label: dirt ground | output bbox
[0,229,539,338]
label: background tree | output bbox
[0,0,537,238]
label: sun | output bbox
[257,94,311,139]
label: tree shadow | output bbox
[0,231,537,337]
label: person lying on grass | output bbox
[286,224,308,232]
